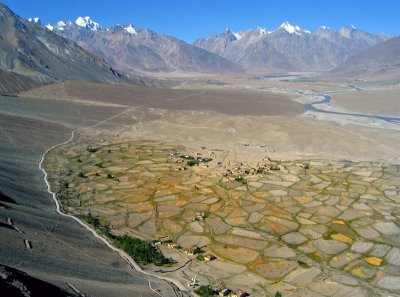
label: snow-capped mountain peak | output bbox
[75,16,102,31]
[123,24,137,35]
[339,25,359,38]
[28,17,41,24]
[54,21,67,31]
[223,28,233,34]
[56,21,66,27]
[222,28,242,41]
[256,27,270,35]
[279,21,301,34]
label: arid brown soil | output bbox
[22,81,303,116]
[333,87,400,115]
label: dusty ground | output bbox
[122,108,400,162]
[21,80,400,162]
[22,81,302,116]
[333,86,400,115]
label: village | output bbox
[43,139,400,297]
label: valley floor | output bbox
[1,74,400,296]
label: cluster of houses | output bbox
[153,235,217,262]
[152,237,248,297]
[184,246,216,262]
[188,277,249,297]
[218,288,250,297]
[222,160,274,181]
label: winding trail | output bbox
[38,106,190,296]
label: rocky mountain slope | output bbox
[0,264,75,297]
[0,4,125,94]
[330,36,400,77]
[47,17,242,75]
[194,22,390,73]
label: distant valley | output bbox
[2,4,399,95]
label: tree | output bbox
[114,235,174,266]
[194,285,216,297]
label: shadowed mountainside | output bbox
[0,265,75,297]
[0,4,131,94]
[330,36,400,78]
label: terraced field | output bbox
[44,139,400,297]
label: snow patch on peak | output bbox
[75,16,89,27]
[55,21,66,30]
[339,25,358,38]
[46,24,54,31]
[277,22,310,35]
[28,17,41,24]
[232,31,243,41]
[320,26,331,30]
[56,21,66,27]
[123,24,137,35]
[257,27,270,35]
[222,28,242,41]
[75,16,101,31]
[279,22,301,34]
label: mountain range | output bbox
[1,2,399,95]
[194,22,391,73]
[43,16,394,75]
[45,17,241,75]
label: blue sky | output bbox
[3,0,400,42]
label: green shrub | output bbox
[100,226,115,240]
[87,146,98,153]
[194,246,204,254]
[114,235,174,266]
[196,254,205,261]
[187,159,199,166]
[83,213,100,227]
[235,176,247,184]
[194,285,216,297]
